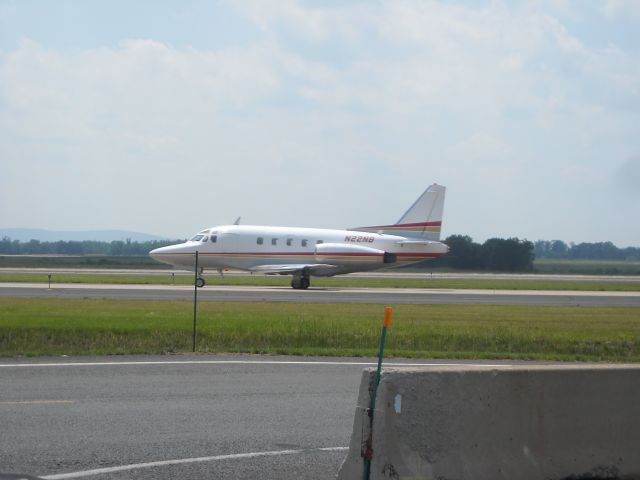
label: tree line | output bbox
[534,240,640,261]
[432,235,535,272]
[0,237,181,256]
[1,234,535,272]
[2,235,637,272]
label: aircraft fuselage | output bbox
[150,224,448,276]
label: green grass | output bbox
[3,254,640,275]
[1,272,639,291]
[534,259,640,275]
[1,298,639,361]
[0,255,164,269]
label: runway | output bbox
[1,282,640,306]
[0,355,521,480]
[2,267,640,282]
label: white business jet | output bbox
[150,184,448,289]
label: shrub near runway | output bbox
[1,298,639,361]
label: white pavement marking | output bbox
[0,400,74,405]
[0,360,512,368]
[40,447,349,479]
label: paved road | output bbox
[0,355,518,480]
[1,282,640,306]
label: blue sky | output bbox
[1,0,639,245]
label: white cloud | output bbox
[0,38,283,233]
[603,0,640,18]
[1,1,639,244]
[614,156,640,197]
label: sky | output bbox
[1,0,639,246]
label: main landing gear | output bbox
[291,275,310,290]
[196,277,206,288]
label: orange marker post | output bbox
[383,306,393,328]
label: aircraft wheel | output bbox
[196,277,206,288]
[291,276,310,290]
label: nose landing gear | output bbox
[196,277,206,288]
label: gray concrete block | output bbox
[337,365,640,480]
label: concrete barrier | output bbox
[337,365,640,480]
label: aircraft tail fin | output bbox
[352,184,446,240]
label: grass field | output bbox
[3,255,640,275]
[534,259,640,275]
[0,255,163,269]
[1,298,638,361]
[1,272,640,291]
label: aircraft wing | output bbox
[248,264,340,276]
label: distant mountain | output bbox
[0,228,170,242]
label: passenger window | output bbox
[257,237,263,245]
[286,238,292,246]
[272,238,278,246]
[302,239,308,247]
[210,235,217,243]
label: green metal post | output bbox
[363,306,393,480]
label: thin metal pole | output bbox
[192,251,199,353]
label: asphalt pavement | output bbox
[0,355,519,480]
[1,282,640,306]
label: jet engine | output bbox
[314,243,397,265]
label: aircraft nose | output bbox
[149,246,168,260]
[149,243,197,267]
[149,244,184,264]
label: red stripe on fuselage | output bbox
[153,252,444,259]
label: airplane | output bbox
[149,184,448,289]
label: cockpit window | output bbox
[210,235,217,243]
[190,234,205,242]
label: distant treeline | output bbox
[429,235,535,272]
[534,240,640,261]
[0,237,182,256]
[1,234,535,272]
[2,236,638,272]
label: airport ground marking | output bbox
[0,400,74,405]
[0,360,512,369]
[40,447,349,479]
